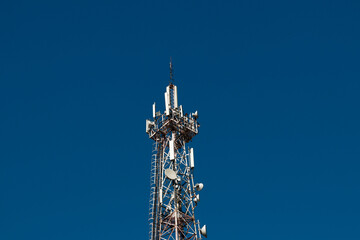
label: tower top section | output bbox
[146,77,199,143]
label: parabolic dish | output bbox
[165,168,177,180]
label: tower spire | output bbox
[169,57,174,84]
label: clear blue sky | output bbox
[1,0,360,239]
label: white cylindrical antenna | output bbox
[146,120,149,133]
[169,140,175,160]
[190,148,194,169]
[180,105,183,117]
[159,188,163,204]
[152,102,156,118]
[164,92,170,116]
[173,85,178,108]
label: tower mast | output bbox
[146,61,207,240]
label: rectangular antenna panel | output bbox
[190,148,194,168]
[152,102,156,118]
[173,85,178,108]
[146,119,150,133]
[180,105,183,117]
[159,188,162,204]
[169,140,175,160]
[164,92,170,116]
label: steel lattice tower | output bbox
[146,61,207,240]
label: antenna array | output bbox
[146,62,207,240]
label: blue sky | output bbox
[1,0,360,239]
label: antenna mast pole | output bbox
[169,57,174,84]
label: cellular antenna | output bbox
[169,57,174,84]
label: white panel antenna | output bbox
[190,148,194,169]
[159,188,162,204]
[152,102,156,118]
[169,140,175,160]
[164,92,170,116]
[146,119,153,133]
[173,85,178,108]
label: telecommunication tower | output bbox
[146,61,207,240]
